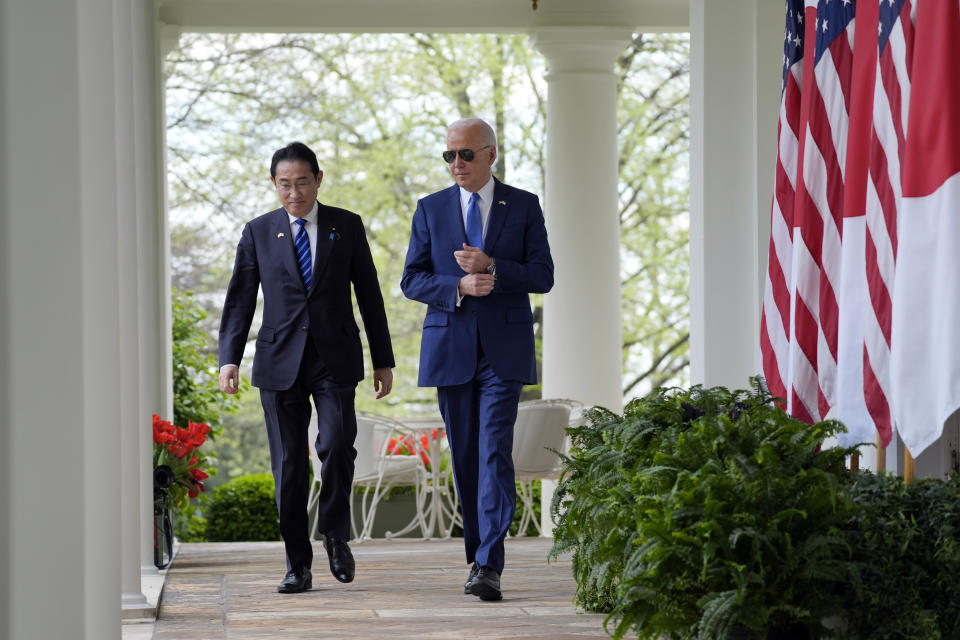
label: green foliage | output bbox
[171,287,238,430]
[838,472,960,639]
[509,479,542,537]
[617,34,691,396]
[173,510,208,542]
[205,390,271,491]
[551,380,859,639]
[204,473,280,542]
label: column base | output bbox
[121,572,164,622]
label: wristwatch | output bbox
[486,258,497,276]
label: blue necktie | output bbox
[294,218,312,290]
[466,192,482,249]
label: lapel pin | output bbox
[277,232,285,238]
[498,200,507,205]
[329,226,340,240]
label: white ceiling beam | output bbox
[157,0,689,33]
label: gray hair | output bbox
[447,118,497,149]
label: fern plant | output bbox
[551,380,859,639]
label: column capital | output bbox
[532,27,633,75]
[159,23,181,57]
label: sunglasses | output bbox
[442,145,491,163]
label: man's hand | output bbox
[459,273,495,297]
[373,367,393,399]
[219,365,240,394]
[455,243,492,274]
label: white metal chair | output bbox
[399,416,462,538]
[510,398,582,536]
[308,410,428,542]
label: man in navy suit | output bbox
[219,142,395,594]
[401,118,554,600]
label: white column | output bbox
[1,0,124,637]
[689,0,781,388]
[158,23,179,424]
[136,0,168,582]
[535,28,632,535]
[79,1,125,637]
[752,0,783,373]
[536,27,631,411]
[116,0,151,614]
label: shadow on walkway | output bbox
[144,537,612,639]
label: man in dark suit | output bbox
[401,118,554,600]
[219,141,395,594]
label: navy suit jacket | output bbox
[401,179,553,387]
[219,203,394,390]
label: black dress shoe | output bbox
[322,535,355,583]
[469,566,502,601]
[463,563,480,594]
[277,567,312,594]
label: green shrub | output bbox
[839,472,960,639]
[204,473,280,542]
[173,511,208,542]
[551,380,859,639]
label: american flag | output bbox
[760,0,806,410]
[861,0,914,447]
[762,0,856,423]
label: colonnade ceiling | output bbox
[156,0,689,32]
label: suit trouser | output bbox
[260,336,358,571]
[438,347,522,574]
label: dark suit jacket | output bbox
[219,202,394,390]
[400,179,553,387]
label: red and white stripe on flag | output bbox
[760,0,807,408]
[857,0,914,448]
[760,0,856,424]
[890,0,960,456]
[833,0,878,449]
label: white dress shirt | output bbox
[287,201,319,269]
[458,176,495,246]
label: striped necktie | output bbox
[294,218,311,290]
[466,192,482,249]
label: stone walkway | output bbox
[125,538,613,639]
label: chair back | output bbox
[308,411,385,483]
[353,414,382,482]
[511,400,572,477]
[308,412,322,483]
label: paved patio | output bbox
[123,537,613,639]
